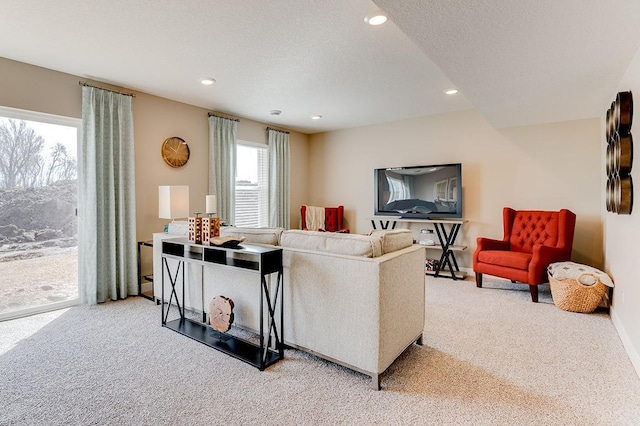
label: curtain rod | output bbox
[207,113,240,122]
[78,81,136,97]
[266,127,290,134]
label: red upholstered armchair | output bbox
[301,205,350,233]
[473,208,576,302]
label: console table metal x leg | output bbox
[433,222,462,280]
[161,257,185,324]
[260,270,284,365]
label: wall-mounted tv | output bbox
[374,163,462,219]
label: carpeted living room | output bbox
[0,275,638,424]
[2,2,640,425]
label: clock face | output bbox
[161,137,190,168]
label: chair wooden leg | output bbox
[475,272,483,288]
[529,284,539,303]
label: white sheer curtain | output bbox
[267,128,290,228]
[208,115,237,224]
[79,86,137,304]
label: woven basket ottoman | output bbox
[548,262,614,313]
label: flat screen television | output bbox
[374,163,462,219]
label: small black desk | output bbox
[137,240,154,300]
[161,238,284,370]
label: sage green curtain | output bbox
[79,86,137,304]
[208,115,237,224]
[267,129,290,228]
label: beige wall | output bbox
[309,109,602,271]
[0,57,309,244]
[132,94,309,240]
[605,49,640,374]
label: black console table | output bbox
[369,217,467,280]
[161,238,284,370]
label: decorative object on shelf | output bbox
[418,229,435,246]
[201,216,221,245]
[425,258,439,272]
[208,235,246,248]
[158,185,189,231]
[161,136,190,168]
[188,213,202,244]
[605,91,634,215]
[209,295,235,333]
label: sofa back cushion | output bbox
[281,230,382,258]
[220,226,284,246]
[368,229,414,254]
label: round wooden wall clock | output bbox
[161,136,190,168]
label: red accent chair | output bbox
[301,205,350,233]
[473,208,576,302]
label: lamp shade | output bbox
[205,195,217,214]
[158,185,189,219]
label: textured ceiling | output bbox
[1,1,640,133]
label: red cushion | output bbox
[478,250,532,270]
[325,207,339,231]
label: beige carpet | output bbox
[1,276,639,425]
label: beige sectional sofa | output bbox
[152,226,425,389]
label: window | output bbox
[235,141,268,227]
[0,106,80,321]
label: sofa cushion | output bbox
[220,226,284,246]
[368,229,414,254]
[281,230,382,258]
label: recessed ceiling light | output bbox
[311,115,323,120]
[200,78,216,85]
[364,10,388,26]
[269,110,282,116]
[444,89,459,95]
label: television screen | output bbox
[374,163,462,219]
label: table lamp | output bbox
[158,185,189,231]
[205,195,217,216]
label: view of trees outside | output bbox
[0,118,76,188]
[0,116,79,318]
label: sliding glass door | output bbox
[0,107,80,321]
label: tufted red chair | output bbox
[473,208,576,302]
[300,205,350,233]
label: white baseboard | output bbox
[611,309,640,379]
